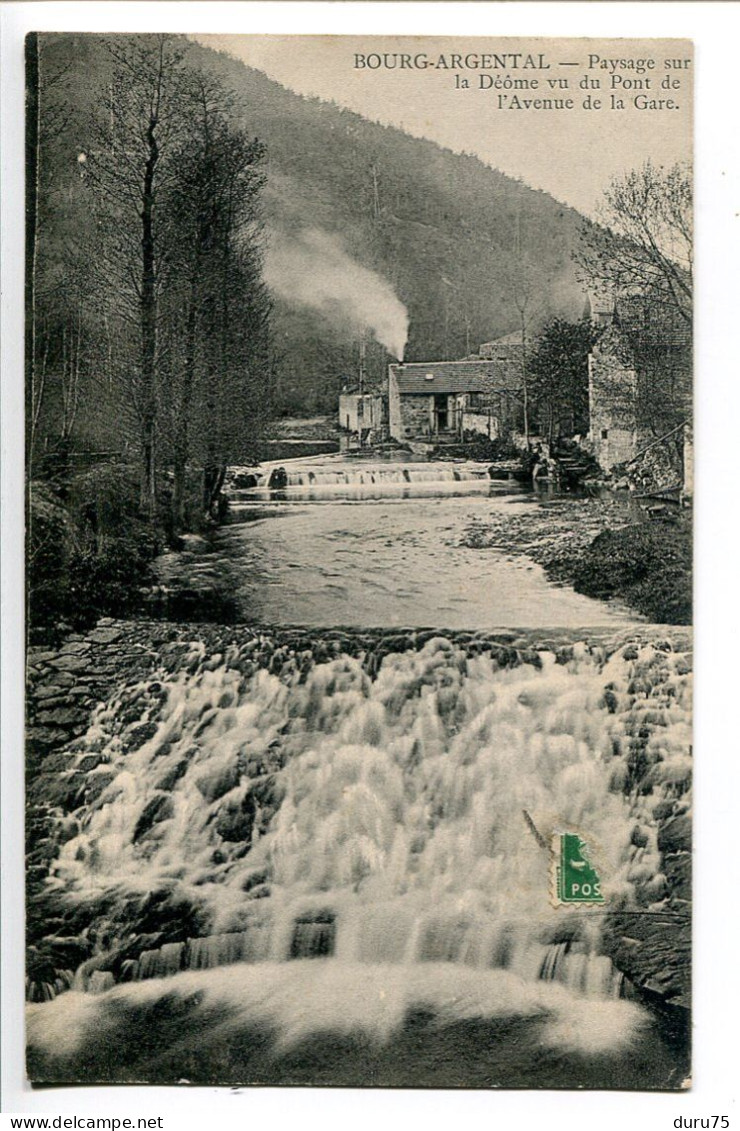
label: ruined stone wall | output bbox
[623,432,685,495]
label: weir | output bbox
[228,461,491,498]
[28,632,691,1017]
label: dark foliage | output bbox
[571,521,692,624]
[28,467,162,631]
[528,317,595,441]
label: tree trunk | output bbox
[203,463,226,518]
[139,105,159,517]
[172,264,200,531]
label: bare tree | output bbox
[84,34,188,515]
[26,34,73,472]
[577,160,692,323]
[577,161,693,441]
[160,73,269,528]
[501,257,544,449]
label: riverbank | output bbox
[462,493,692,625]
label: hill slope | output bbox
[37,34,589,418]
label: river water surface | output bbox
[160,457,638,629]
[27,455,689,1090]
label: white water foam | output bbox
[32,635,691,1054]
[27,960,648,1061]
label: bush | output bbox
[28,464,164,633]
[572,520,692,624]
[28,483,80,628]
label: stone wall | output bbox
[462,410,499,439]
[397,394,433,439]
[588,346,638,470]
[622,429,686,495]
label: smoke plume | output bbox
[264,228,409,360]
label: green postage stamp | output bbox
[552,832,605,906]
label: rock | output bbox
[231,471,258,489]
[663,851,691,899]
[27,651,58,664]
[195,763,239,803]
[86,627,123,645]
[630,824,649,849]
[66,687,96,702]
[38,751,75,774]
[121,721,158,753]
[59,641,91,655]
[155,760,190,792]
[35,708,89,728]
[49,656,89,673]
[658,813,692,855]
[598,689,619,715]
[35,685,68,700]
[215,794,256,843]
[26,727,69,748]
[133,794,174,842]
[76,753,106,773]
[42,672,76,689]
[57,818,80,844]
[33,771,84,809]
[78,770,117,805]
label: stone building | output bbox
[587,317,639,470]
[586,296,692,489]
[386,334,523,444]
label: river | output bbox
[156,456,638,629]
[26,456,690,1089]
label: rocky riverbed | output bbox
[462,493,692,624]
[463,494,640,574]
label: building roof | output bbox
[390,362,487,395]
[477,331,525,361]
[480,330,524,349]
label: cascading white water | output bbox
[41,634,691,1021]
[280,465,486,487]
[228,460,491,496]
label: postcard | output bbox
[23,32,692,1090]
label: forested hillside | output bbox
[32,32,589,442]
[187,39,588,412]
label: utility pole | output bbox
[358,335,367,449]
[359,335,366,398]
[370,162,381,222]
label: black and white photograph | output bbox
[20,29,694,1091]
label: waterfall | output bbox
[227,461,490,498]
[33,635,691,1018]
